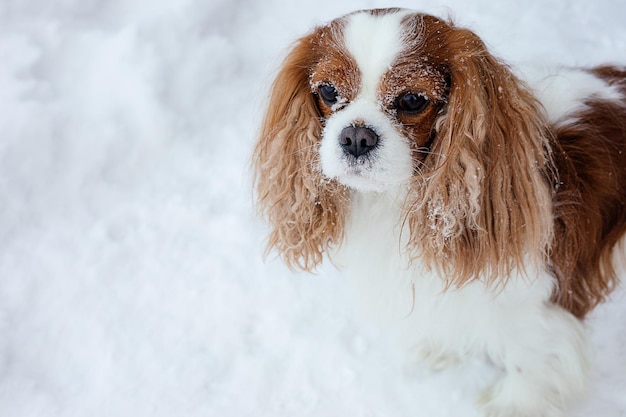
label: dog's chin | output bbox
[323,164,410,193]
[337,175,392,193]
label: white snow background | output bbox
[1,0,625,416]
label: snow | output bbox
[0,0,624,416]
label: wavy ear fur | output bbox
[252,30,348,271]
[405,19,555,287]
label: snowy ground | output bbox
[0,0,625,416]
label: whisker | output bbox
[415,147,447,159]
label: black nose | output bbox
[339,126,379,157]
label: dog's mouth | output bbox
[326,151,409,192]
[342,152,377,173]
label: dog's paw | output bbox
[478,375,566,417]
[408,344,460,371]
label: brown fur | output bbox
[253,10,626,318]
[550,67,626,317]
[252,24,349,271]
[399,15,555,291]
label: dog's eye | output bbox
[396,92,429,114]
[319,84,339,106]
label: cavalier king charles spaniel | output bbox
[253,8,626,417]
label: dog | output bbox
[253,8,626,417]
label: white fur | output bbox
[343,10,413,101]
[332,190,588,417]
[319,99,414,191]
[323,10,592,417]
[520,66,624,125]
[319,11,415,192]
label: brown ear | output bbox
[252,31,347,271]
[405,20,555,286]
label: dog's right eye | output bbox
[319,84,339,106]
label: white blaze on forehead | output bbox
[344,10,411,100]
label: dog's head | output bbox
[253,9,554,284]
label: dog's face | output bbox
[254,8,554,287]
[310,10,449,192]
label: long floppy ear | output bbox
[252,31,347,271]
[405,19,556,287]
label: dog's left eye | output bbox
[396,92,429,114]
[319,84,339,106]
